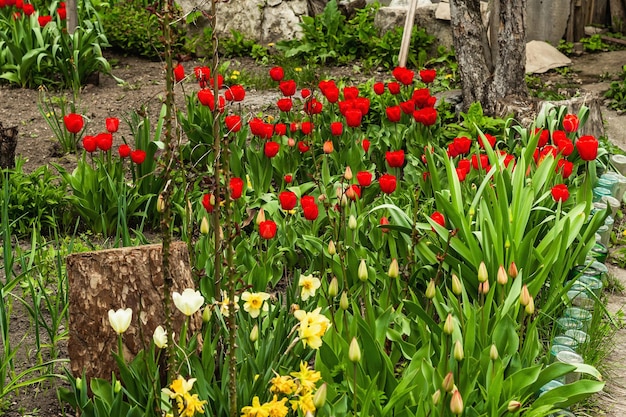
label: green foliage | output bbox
[557,39,575,56]
[580,34,610,52]
[219,30,270,62]
[604,65,626,111]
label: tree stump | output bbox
[67,241,202,381]
[0,122,18,169]
[541,94,606,140]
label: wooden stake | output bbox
[398,0,418,68]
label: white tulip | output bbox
[108,308,132,334]
[172,288,205,316]
[153,325,168,348]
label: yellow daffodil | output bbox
[177,393,207,417]
[162,375,197,398]
[290,391,315,413]
[241,396,271,417]
[298,274,321,301]
[265,395,289,417]
[241,291,270,318]
[293,308,331,350]
[290,361,321,395]
[270,374,297,395]
[219,290,240,317]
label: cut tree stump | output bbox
[0,122,18,169]
[541,94,606,140]
[67,241,202,381]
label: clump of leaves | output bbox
[219,30,270,63]
[605,65,626,112]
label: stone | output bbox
[67,242,202,381]
[525,40,572,74]
[526,0,570,45]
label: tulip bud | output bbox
[318,193,327,202]
[328,277,339,297]
[451,274,462,296]
[478,261,488,282]
[313,383,327,408]
[454,340,464,361]
[507,400,521,412]
[490,344,499,361]
[508,262,518,279]
[505,238,511,249]
[323,141,334,154]
[349,337,361,362]
[157,194,165,213]
[442,372,455,392]
[425,279,436,299]
[344,166,353,181]
[76,377,83,391]
[250,324,259,342]
[340,291,349,310]
[348,215,357,230]
[432,389,441,405]
[256,208,266,225]
[200,216,209,235]
[520,285,530,307]
[480,279,490,294]
[525,295,535,315]
[469,207,475,217]
[328,240,336,256]
[358,259,368,282]
[202,306,212,322]
[388,259,399,279]
[497,265,508,286]
[287,137,296,147]
[340,194,349,207]
[450,390,464,415]
[443,313,454,335]
[114,380,122,393]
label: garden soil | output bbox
[1,50,626,416]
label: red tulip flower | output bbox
[551,184,570,202]
[385,150,405,168]
[202,194,215,213]
[430,211,445,228]
[362,139,370,153]
[356,171,373,187]
[197,89,214,108]
[379,174,397,194]
[284,174,293,184]
[557,159,573,178]
[400,100,415,115]
[264,141,280,158]
[380,217,390,233]
[225,115,242,133]
[345,109,363,128]
[302,203,319,221]
[229,177,244,199]
[277,98,293,112]
[387,82,401,95]
[412,88,432,109]
[96,133,113,151]
[130,149,146,164]
[304,98,323,115]
[575,135,598,161]
[386,106,402,123]
[392,67,414,85]
[301,121,314,135]
[297,141,310,153]
[64,113,84,134]
[373,82,385,95]
[83,136,97,153]
[301,88,311,98]
[323,86,339,103]
[225,85,245,102]
[279,190,297,211]
[534,128,549,147]
[455,167,467,181]
[453,136,472,155]
[552,130,567,145]
[118,144,131,158]
[419,69,437,84]
[346,184,361,201]
[259,220,277,239]
[343,86,359,100]
[269,66,284,82]
[413,108,438,126]
[330,121,343,136]
[279,80,297,97]
[174,64,185,82]
[458,159,471,174]
[38,15,51,26]
[105,117,120,133]
[563,114,579,133]
[556,137,574,156]
[478,133,497,149]
[57,6,66,19]
[23,4,34,15]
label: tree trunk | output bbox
[0,122,18,169]
[67,241,201,381]
[450,0,529,115]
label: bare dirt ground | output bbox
[1,49,626,416]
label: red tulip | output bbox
[387,82,401,95]
[557,159,573,178]
[458,159,471,174]
[362,138,370,153]
[64,113,84,134]
[400,100,415,115]
[563,114,579,133]
[373,82,385,95]
[304,98,323,115]
[392,67,414,85]
[225,115,242,133]
[576,135,598,161]
[301,88,311,99]
[259,220,277,239]
[82,136,97,153]
[478,133,496,149]
[23,4,34,15]
[269,66,284,82]
[323,86,339,103]
[453,136,472,155]
[551,184,570,202]
[173,64,185,82]
[413,108,438,126]
[279,80,297,96]
[552,130,567,145]
[455,167,467,181]
[345,109,363,128]
[118,144,131,158]
[556,137,574,156]
[379,174,397,194]
[302,203,319,221]
[386,106,402,123]
[38,15,51,26]
[130,149,146,164]
[284,174,293,184]
[202,193,215,213]
[343,86,359,100]
[96,133,112,151]
[301,121,313,135]
[330,121,343,136]
[356,171,373,187]
[105,117,120,133]
[380,217,390,233]
[385,150,405,168]
[197,89,214,108]
[249,118,265,136]
[419,69,436,83]
[225,85,245,102]
[430,211,445,228]
[277,98,293,112]
[412,88,432,109]
[264,141,279,158]
[346,184,361,201]
[229,177,244,199]
[194,66,211,86]
[297,141,310,153]
[279,190,297,210]
[534,128,549,147]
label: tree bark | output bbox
[450,0,529,115]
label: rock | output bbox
[526,40,572,74]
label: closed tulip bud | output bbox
[114,380,122,393]
[507,400,521,412]
[323,140,334,154]
[508,262,518,279]
[340,291,349,310]
[349,337,361,362]
[432,389,441,405]
[318,193,327,202]
[469,207,475,217]
[478,261,488,282]
[340,194,349,207]
[520,284,531,307]
[505,238,511,249]
[454,340,464,361]
[200,216,209,235]
[344,166,353,181]
[76,377,83,391]
[425,279,436,299]
[250,324,259,342]
[450,390,464,415]
[157,194,165,213]
[525,296,535,315]
[480,279,490,294]
[443,313,454,335]
[442,372,455,392]
[328,240,336,256]
[202,306,212,322]
[388,259,399,279]
[313,383,327,408]
[490,344,499,361]
[329,277,339,297]
[497,265,508,285]
[358,259,368,282]
[451,274,462,295]
[256,208,266,225]
[348,214,357,230]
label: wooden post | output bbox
[610,0,626,33]
[66,0,78,34]
[0,122,18,170]
[398,0,418,68]
[67,242,202,381]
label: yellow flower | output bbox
[290,361,321,395]
[290,391,315,413]
[298,274,321,301]
[241,291,270,318]
[265,395,289,417]
[270,374,297,395]
[231,75,238,80]
[162,376,196,398]
[178,393,207,417]
[293,308,331,350]
[219,290,240,317]
[232,70,241,76]
[241,396,271,417]
[295,67,302,72]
